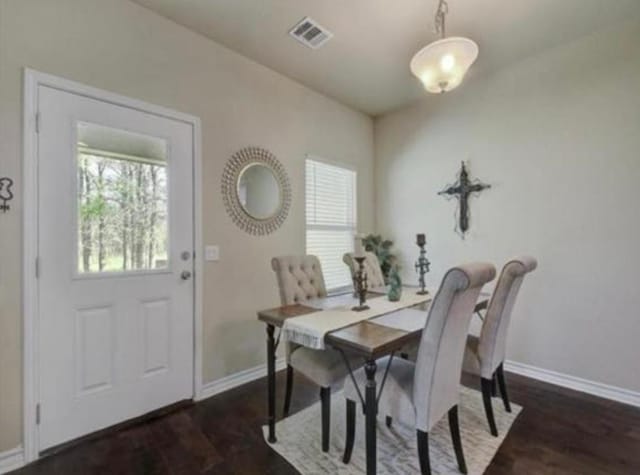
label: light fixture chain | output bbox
[434,0,448,38]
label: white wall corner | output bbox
[505,360,640,408]
[197,358,287,401]
[0,446,25,475]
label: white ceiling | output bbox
[132,0,640,116]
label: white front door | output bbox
[37,85,195,450]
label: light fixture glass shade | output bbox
[410,37,479,93]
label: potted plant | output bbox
[361,234,397,284]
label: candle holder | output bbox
[352,256,370,311]
[414,239,431,295]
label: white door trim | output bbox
[22,69,204,463]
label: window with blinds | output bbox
[305,158,357,292]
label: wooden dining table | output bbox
[257,288,489,475]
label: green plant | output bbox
[362,234,397,283]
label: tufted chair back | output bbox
[477,256,537,378]
[413,262,496,431]
[271,255,328,305]
[343,252,386,289]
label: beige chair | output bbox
[271,255,361,452]
[343,262,496,475]
[343,251,386,290]
[462,256,537,436]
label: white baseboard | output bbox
[196,357,640,409]
[197,357,287,401]
[0,446,25,475]
[505,360,640,408]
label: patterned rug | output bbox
[263,386,521,474]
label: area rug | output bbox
[263,386,521,474]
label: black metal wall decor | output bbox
[0,177,14,213]
[438,162,490,237]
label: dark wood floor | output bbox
[12,369,640,475]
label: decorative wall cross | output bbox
[438,162,490,237]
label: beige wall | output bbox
[0,0,374,451]
[375,20,640,394]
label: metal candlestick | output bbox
[352,256,370,311]
[414,242,431,295]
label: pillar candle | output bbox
[354,235,365,258]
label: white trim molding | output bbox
[0,447,25,475]
[197,358,287,401]
[505,360,640,408]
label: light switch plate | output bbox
[205,245,220,262]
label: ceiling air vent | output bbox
[289,17,333,49]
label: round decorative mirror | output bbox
[237,163,281,220]
[222,147,291,235]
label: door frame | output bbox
[22,69,204,462]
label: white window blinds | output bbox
[305,158,357,291]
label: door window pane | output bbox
[76,123,169,273]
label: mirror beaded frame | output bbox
[221,146,292,235]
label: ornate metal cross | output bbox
[438,162,490,236]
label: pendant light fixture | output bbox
[410,0,478,93]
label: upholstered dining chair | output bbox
[343,251,386,290]
[342,262,496,475]
[271,255,361,452]
[462,256,537,436]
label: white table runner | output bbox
[282,291,431,350]
[370,307,429,333]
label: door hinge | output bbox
[35,257,40,278]
[35,112,40,134]
[36,403,41,425]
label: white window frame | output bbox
[304,155,357,293]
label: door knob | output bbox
[180,270,192,281]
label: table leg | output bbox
[266,324,277,443]
[364,359,377,475]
